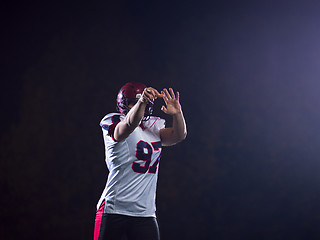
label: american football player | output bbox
[94,82,187,240]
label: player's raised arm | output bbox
[114,87,162,141]
[160,88,187,146]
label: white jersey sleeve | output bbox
[97,114,166,217]
[100,113,123,141]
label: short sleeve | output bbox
[144,116,166,136]
[100,113,122,140]
[154,118,166,131]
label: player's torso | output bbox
[102,114,165,216]
[105,116,163,174]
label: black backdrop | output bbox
[1,1,320,239]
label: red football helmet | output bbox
[116,82,154,116]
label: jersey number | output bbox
[132,141,162,174]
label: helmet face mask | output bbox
[116,82,154,117]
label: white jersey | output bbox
[97,113,166,217]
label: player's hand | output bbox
[161,88,182,115]
[139,87,163,103]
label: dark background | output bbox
[1,0,320,239]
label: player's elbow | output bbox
[178,131,187,143]
[170,131,187,146]
[183,128,187,139]
[178,127,187,142]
